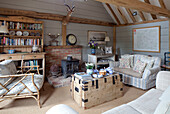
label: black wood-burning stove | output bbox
[61,59,79,78]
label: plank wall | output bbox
[116,21,169,63]
[0,0,114,62]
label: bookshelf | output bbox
[0,16,44,53]
[0,16,45,77]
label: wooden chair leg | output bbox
[37,94,41,108]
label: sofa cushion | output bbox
[114,67,142,78]
[119,58,131,68]
[128,88,163,114]
[140,56,154,69]
[103,104,141,114]
[133,60,147,74]
[121,54,134,68]
[0,60,17,90]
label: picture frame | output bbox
[105,46,112,54]
[133,26,160,53]
[88,31,107,45]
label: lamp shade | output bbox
[105,36,110,42]
[0,25,9,33]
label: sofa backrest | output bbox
[134,54,161,68]
[156,71,170,91]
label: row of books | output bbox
[22,60,39,70]
[0,37,42,46]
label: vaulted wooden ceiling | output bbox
[96,0,170,25]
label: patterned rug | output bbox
[47,76,71,88]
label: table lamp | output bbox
[105,36,110,42]
[0,21,9,54]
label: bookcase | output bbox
[0,16,44,53]
[0,16,45,77]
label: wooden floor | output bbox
[0,81,146,114]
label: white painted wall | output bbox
[0,0,114,62]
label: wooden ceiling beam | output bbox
[105,3,121,25]
[95,0,170,18]
[159,0,166,9]
[116,6,128,24]
[0,8,115,27]
[125,8,136,22]
[144,0,157,19]
[138,11,146,21]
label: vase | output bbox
[91,49,96,55]
[86,69,93,75]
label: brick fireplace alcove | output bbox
[45,45,82,76]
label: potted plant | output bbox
[85,63,94,75]
[88,41,98,55]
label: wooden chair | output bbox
[0,64,44,108]
[161,52,170,71]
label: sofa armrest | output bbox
[142,67,161,79]
[156,71,170,91]
[109,61,119,68]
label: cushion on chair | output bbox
[46,104,78,114]
[0,60,17,90]
[114,67,142,78]
[0,74,44,95]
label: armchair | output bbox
[0,60,44,108]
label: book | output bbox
[74,72,93,80]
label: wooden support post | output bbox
[62,23,67,46]
[113,26,116,54]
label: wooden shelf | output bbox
[8,29,42,32]
[0,45,41,48]
[0,35,41,38]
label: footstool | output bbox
[46,104,78,114]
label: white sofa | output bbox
[110,54,161,90]
[103,71,170,114]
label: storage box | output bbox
[70,73,123,109]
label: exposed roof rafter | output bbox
[159,0,166,9]
[96,0,170,18]
[143,0,157,19]
[138,11,146,21]
[125,8,136,22]
[105,3,121,25]
[116,6,128,24]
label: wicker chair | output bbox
[0,60,44,108]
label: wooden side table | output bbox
[88,54,114,69]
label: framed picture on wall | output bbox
[133,26,160,53]
[88,31,107,45]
